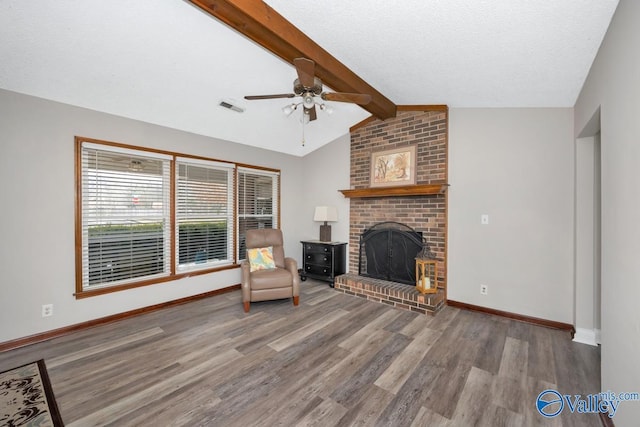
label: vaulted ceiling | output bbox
[0,1,619,156]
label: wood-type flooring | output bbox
[0,279,602,426]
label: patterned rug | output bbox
[0,359,64,426]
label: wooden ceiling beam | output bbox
[188,0,397,120]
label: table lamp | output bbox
[314,206,338,242]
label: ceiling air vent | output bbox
[218,99,245,113]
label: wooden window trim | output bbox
[74,136,280,299]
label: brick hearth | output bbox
[334,273,445,315]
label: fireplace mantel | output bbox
[339,183,448,199]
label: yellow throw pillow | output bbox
[247,246,276,272]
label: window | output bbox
[237,167,280,260]
[79,142,172,291]
[176,158,234,272]
[76,138,281,297]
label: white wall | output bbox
[0,89,304,343]
[300,133,352,250]
[448,108,575,323]
[574,0,640,424]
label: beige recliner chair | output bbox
[241,228,300,313]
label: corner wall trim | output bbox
[0,285,240,352]
[573,328,599,346]
[447,300,576,336]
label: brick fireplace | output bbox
[335,107,448,315]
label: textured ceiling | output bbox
[266,0,619,108]
[0,1,619,156]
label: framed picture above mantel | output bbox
[370,145,417,187]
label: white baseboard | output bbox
[573,328,599,346]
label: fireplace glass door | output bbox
[359,222,423,285]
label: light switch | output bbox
[481,214,489,225]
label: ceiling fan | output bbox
[244,58,372,122]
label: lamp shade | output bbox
[313,206,338,222]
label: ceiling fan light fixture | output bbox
[243,58,370,142]
[282,103,297,117]
[302,93,315,109]
[319,104,334,115]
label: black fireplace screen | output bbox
[358,222,423,285]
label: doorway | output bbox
[574,111,602,346]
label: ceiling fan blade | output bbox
[307,104,317,121]
[244,93,295,100]
[321,92,372,105]
[294,58,315,88]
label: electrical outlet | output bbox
[481,214,489,225]
[480,284,488,295]
[42,304,53,317]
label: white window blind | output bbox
[176,158,235,271]
[237,167,280,260]
[81,144,171,290]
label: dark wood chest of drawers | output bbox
[300,240,347,286]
